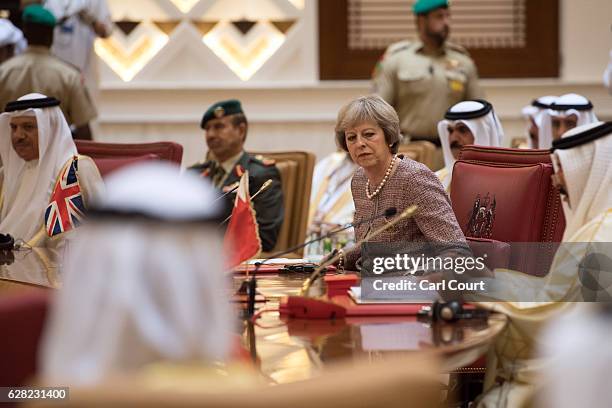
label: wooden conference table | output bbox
[0,248,507,384]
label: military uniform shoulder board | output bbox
[254,155,276,166]
[373,42,411,78]
[54,54,81,73]
[387,40,412,56]
[235,164,245,177]
[446,42,470,56]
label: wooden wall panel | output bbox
[319,0,559,79]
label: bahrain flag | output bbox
[223,171,262,267]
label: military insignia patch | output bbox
[449,79,464,92]
[255,155,276,166]
[214,106,225,118]
[235,164,245,177]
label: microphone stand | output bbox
[275,207,397,261]
[219,179,273,227]
[299,205,418,297]
[241,207,398,317]
[213,182,239,203]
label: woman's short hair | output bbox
[335,95,401,154]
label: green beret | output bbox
[22,4,57,27]
[200,99,244,129]
[413,0,449,15]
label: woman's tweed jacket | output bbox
[346,156,467,270]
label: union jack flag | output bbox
[44,157,86,237]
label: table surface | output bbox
[245,273,506,383]
[0,249,507,384]
[0,247,60,294]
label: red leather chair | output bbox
[0,290,50,387]
[466,237,511,270]
[74,140,183,177]
[450,146,565,276]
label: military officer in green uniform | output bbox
[372,0,483,168]
[189,99,284,252]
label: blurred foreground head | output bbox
[41,161,234,384]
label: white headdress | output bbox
[605,50,612,92]
[41,162,233,385]
[0,18,26,54]
[541,306,612,408]
[0,93,76,242]
[437,100,505,188]
[551,122,612,241]
[540,93,599,149]
[521,95,557,148]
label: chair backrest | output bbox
[272,160,298,253]
[398,141,437,169]
[89,154,160,176]
[35,355,440,408]
[74,140,184,177]
[0,290,50,386]
[458,145,565,243]
[451,145,565,276]
[251,151,315,256]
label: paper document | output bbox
[360,323,431,350]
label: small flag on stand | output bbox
[45,157,85,237]
[223,171,261,268]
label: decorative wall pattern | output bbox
[201,19,290,81]
[348,0,526,50]
[169,0,199,13]
[95,21,169,81]
[96,0,305,82]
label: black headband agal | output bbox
[532,99,553,109]
[549,100,593,112]
[444,99,493,120]
[87,207,223,224]
[4,97,61,112]
[551,122,612,152]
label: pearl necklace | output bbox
[366,155,397,199]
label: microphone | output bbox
[251,179,273,201]
[219,179,274,227]
[256,207,398,266]
[243,207,398,316]
[300,205,418,296]
[213,182,240,203]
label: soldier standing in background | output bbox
[373,0,483,169]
